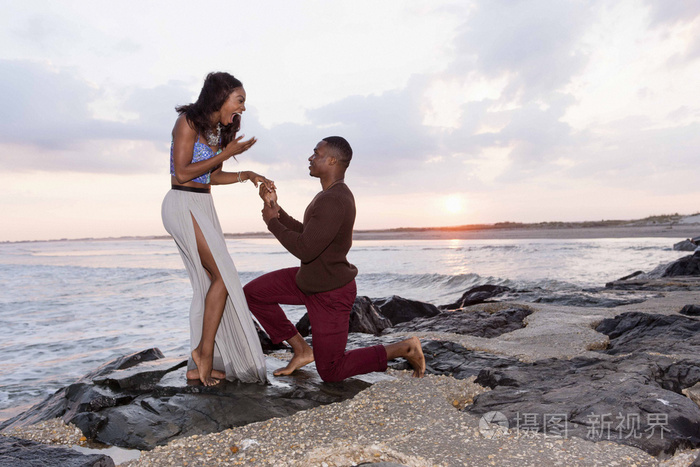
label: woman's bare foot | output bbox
[191,348,220,386]
[385,336,426,378]
[273,333,315,376]
[186,368,225,381]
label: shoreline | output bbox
[352,224,700,241]
[4,278,700,465]
[2,223,699,244]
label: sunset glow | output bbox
[1,1,699,241]
[444,195,464,215]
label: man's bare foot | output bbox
[385,336,426,378]
[273,349,314,376]
[186,368,225,381]
[404,336,425,377]
[273,333,315,376]
[191,348,220,386]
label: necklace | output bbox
[205,124,221,147]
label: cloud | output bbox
[304,76,443,173]
[1,59,100,149]
[3,0,698,200]
[0,60,193,173]
[644,0,700,26]
[241,75,444,177]
[122,80,195,140]
[450,0,595,101]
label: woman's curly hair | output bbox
[176,72,242,148]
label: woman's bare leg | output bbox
[190,214,228,386]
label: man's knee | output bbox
[242,282,253,300]
[242,278,262,302]
[317,365,345,383]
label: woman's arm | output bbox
[171,115,257,184]
[210,169,274,190]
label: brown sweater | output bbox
[267,182,358,294]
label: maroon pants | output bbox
[243,267,388,382]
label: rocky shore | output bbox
[3,253,700,465]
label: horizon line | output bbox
[3,212,698,244]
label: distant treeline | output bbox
[357,212,700,234]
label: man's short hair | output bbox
[322,136,353,166]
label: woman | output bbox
[162,72,269,385]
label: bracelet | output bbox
[237,171,248,183]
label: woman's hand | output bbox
[258,182,278,208]
[224,134,257,159]
[246,171,275,190]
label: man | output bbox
[243,136,425,382]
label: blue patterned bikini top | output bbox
[170,137,217,184]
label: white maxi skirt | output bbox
[161,189,267,383]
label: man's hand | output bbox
[262,203,280,225]
[259,182,278,208]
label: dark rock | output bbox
[349,296,393,335]
[468,354,700,456]
[595,312,700,358]
[464,312,700,456]
[295,313,311,337]
[496,286,650,307]
[673,239,697,251]
[372,295,439,325]
[82,349,165,379]
[92,357,186,391]
[440,285,510,310]
[529,292,644,308]
[616,270,645,281]
[0,350,377,450]
[0,349,164,431]
[385,306,532,338]
[680,305,700,316]
[605,277,700,292]
[663,252,700,277]
[0,435,114,467]
[420,340,524,379]
[345,335,515,378]
[296,296,394,337]
[256,321,289,352]
[606,253,700,286]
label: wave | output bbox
[354,272,513,299]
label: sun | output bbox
[443,195,463,214]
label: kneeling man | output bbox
[243,136,425,382]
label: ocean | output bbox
[0,236,688,421]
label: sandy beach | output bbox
[4,277,700,466]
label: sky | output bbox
[1,0,699,242]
